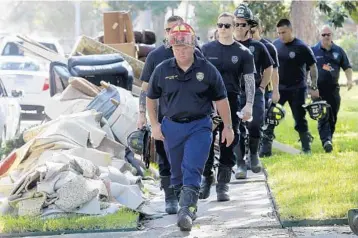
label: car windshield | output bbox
[0,61,40,71]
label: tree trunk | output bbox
[290,0,318,46]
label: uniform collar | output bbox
[319,41,336,51]
[169,54,202,69]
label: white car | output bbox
[0,56,50,120]
[0,77,21,146]
[0,35,65,57]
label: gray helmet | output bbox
[234,4,258,27]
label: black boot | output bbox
[299,132,313,154]
[172,184,183,202]
[177,186,199,231]
[259,134,274,157]
[160,176,178,214]
[249,137,262,173]
[235,138,247,179]
[199,174,215,199]
[216,165,231,202]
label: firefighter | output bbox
[199,12,255,201]
[137,16,202,215]
[234,4,274,179]
[146,22,234,231]
[260,19,319,156]
[310,25,353,152]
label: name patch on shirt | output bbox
[165,75,178,80]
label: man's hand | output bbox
[137,113,147,129]
[240,104,253,122]
[309,89,320,99]
[152,123,164,141]
[348,80,354,91]
[272,90,280,103]
[221,126,234,147]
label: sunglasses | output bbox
[321,33,331,37]
[217,23,232,29]
[165,27,171,33]
[235,23,248,28]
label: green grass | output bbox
[0,208,138,234]
[263,84,358,220]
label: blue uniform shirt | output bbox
[273,38,317,90]
[237,39,273,87]
[147,56,227,120]
[139,45,203,83]
[201,40,255,94]
[260,38,279,68]
[311,42,351,87]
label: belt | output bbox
[169,115,207,123]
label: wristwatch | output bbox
[225,125,233,129]
[310,86,318,91]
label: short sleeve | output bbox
[147,66,162,99]
[303,45,317,67]
[243,51,256,75]
[261,44,274,69]
[340,48,352,71]
[139,52,155,83]
[209,65,227,101]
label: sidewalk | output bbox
[29,171,356,238]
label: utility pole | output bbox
[74,1,81,38]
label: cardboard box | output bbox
[103,11,135,45]
[108,42,137,58]
[103,11,125,44]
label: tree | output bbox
[290,0,318,45]
[318,0,358,27]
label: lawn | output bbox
[262,83,358,221]
[0,208,138,234]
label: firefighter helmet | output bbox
[168,22,196,47]
[265,101,286,126]
[127,126,152,168]
[302,100,330,120]
[234,4,258,27]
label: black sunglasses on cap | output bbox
[217,23,232,29]
[165,28,171,33]
[235,23,248,27]
[321,33,331,37]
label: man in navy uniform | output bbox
[199,12,255,201]
[310,25,353,152]
[146,22,234,231]
[137,16,202,215]
[261,19,320,156]
[234,4,273,179]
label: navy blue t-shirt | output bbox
[260,38,279,68]
[237,39,273,86]
[201,40,255,94]
[147,56,227,120]
[139,45,203,83]
[311,42,351,87]
[273,38,317,90]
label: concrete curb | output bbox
[0,227,139,237]
[263,168,348,228]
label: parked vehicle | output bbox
[0,35,65,57]
[0,76,21,146]
[0,56,50,120]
